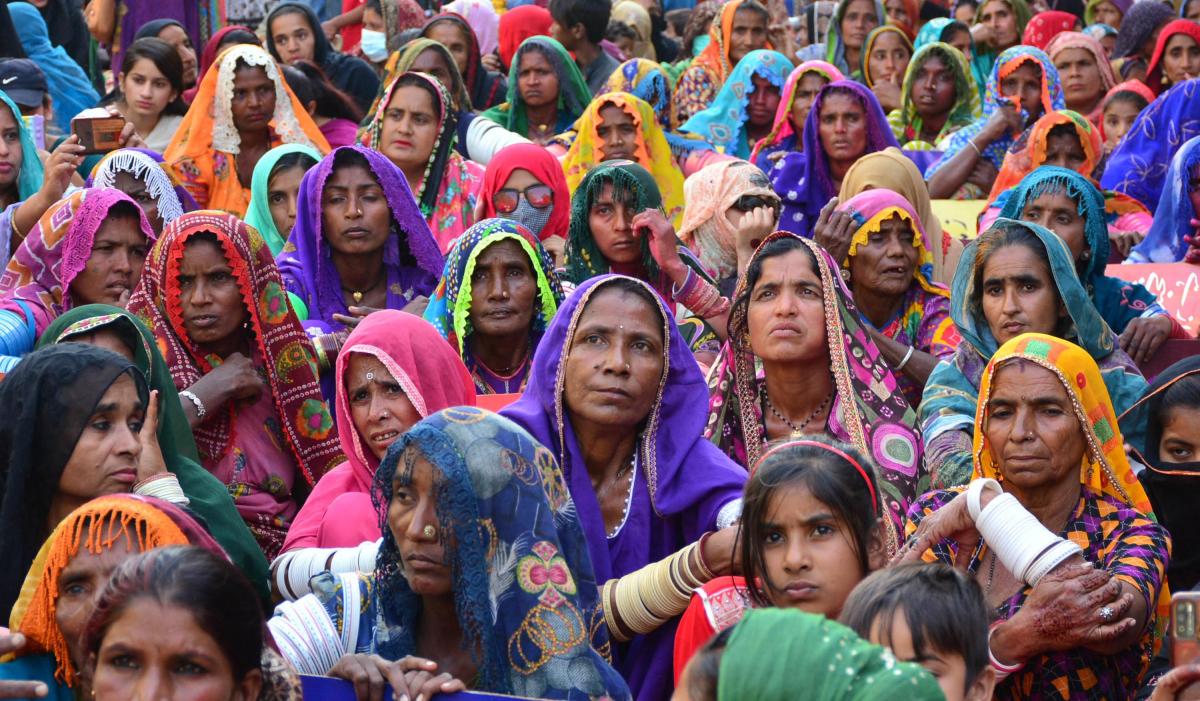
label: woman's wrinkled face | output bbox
[588,183,641,265]
[597,104,639,162]
[730,7,770,64]
[561,286,665,431]
[999,61,1045,122]
[1041,129,1088,172]
[388,451,451,595]
[157,24,198,86]
[346,353,422,460]
[120,58,178,122]
[112,171,163,234]
[68,215,149,307]
[1157,405,1200,464]
[1054,47,1103,111]
[1162,33,1200,86]
[790,73,831,132]
[978,0,1019,49]
[271,10,316,63]
[984,360,1086,493]
[1102,99,1141,150]
[321,163,392,256]
[747,74,782,127]
[867,31,911,85]
[980,244,1066,345]
[469,239,538,342]
[56,534,137,674]
[1090,0,1123,28]
[841,0,881,50]
[0,105,22,195]
[176,237,249,351]
[91,598,261,701]
[818,93,868,166]
[747,248,828,363]
[1019,191,1087,261]
[910,55,957,119]
[230,66,276,134]
[517,49,560,110]
[381,85,441,172]
[267,164,307,240]
[885,0,911,27]
[408,49,456,100]
[426,20,472,77]
[847,214,919,298]
[57,375,145,504]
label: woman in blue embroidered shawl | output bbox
[268,407,632,701]
[925,46,1065,199]
[680,49,792,160]
[1128,135,1200,263]
[999,166,1189,364]
[918,218,1146,488]
[1100,78,1200,214]
[501,274,748,701]
[423,218,564,394]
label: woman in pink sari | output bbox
[271,310,476,600]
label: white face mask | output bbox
[360,29,389,62]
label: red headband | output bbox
[754,439,879,514]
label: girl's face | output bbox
[759,482,881,618]
[267,164,307,239]
[120,58,178,121]
[0,105,25,196]
[1158,404,1200,464]
[1187,0,1200,22]
[867,31,911,85]
[1102,99,1141,150]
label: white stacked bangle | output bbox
[133,472,189,505]
[970,481,1083,586]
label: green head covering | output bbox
[479,36,592,138]
[717,609,945,701]
[36,305,271,603]
[243,144,322,257]
[393,38,474,111]
[564,159,664,285]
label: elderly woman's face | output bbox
[346,353,422,460]
[747,248,829,364]
[388,451,451,596]
[847,214,919,298]
[984,361,1086,492]
[55,534,137,673]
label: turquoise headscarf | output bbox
[243,143,322,256]
[679,49,792,160]
[8,2,99,134]
[0,90,44,202]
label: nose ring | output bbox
[423,524,437,539]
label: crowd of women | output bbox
[1,0,1200,699]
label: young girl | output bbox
[243,144,321,257]
[671,438,888,681]
[1100,81,1152,153]
[107,38,189,154]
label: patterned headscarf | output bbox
[836,189,946,298]
[681,49,793,161]
[704,232,926,542]
[691,0,771,92]
[1131,135,1200,263]
[86,148,199,230]
[891,42,981,147]
[605,58,674,130]
[750,60,845,163]
[677,160,779,280]
[0,188,155,336]
[1023,11,1080,50]
[562,92,686,224]
[1046,30,1117,124]
[479,36,592,139]
[374,408,632,699]
[861,25,913,87]
[423,218,564,380]
[443,0,499,56]
[125,211,342,483]
[913,17,989,100]
[988,109,1103,204]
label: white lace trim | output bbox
[212,45,318,155]
[91,150,185,224]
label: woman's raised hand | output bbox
[135,389,168,482]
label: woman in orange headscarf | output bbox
[164,44,329,218]
[671,0,773,127]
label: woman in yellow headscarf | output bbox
[612,1,657,60]
[164,44,329,218]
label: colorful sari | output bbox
[925,46,1065,181]
[836,190,957,406]
[270,408,632,700]
[164,44,330,218]
[909,333,1167,701]
[480,36,592,141]
[361,71,483,252]
[475,143,571,241]
[562,92,687,224]
[277,145,444,332]
[861,25,913,87]
[604,59,674,131]
[825,0,887,79]
[1132,136,1200,263]
[423,219,563,394]
[37,305,269,601]
[704,233,926,542]
[749,60,845,165]
[0,188,155,336]
[1100,79,1200,213]
[887,42,981,150]
[1045,31,1117,125]
[501,275,747,701]
[775,81,900,237]
[126,211,343,557]
[422,13,507,110]
[680,50,793,161]
[918,219,1147,488]
[987,109,1103,203]
[671,0,774,127]
[678,160,779,282]
[1145,19,1200,95]
[242,144,322,256]
[279,310,476,553]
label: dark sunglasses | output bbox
[731,195,780,213]
[492,184,554,213]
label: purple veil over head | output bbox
[276,144,444,330]
[501,273,746,701]
[773,80,900,237]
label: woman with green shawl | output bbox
[0,89,48,261]
[676,608,943,701]
[917,219,1146,489]
[887,42,982,150]
[914,18,988,99]
[35,304,271,602]
[479,36,592,146]
[244,144,321,256]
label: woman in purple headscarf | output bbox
[772,81,900,237]
[501,274,747,701]
[276,145,444,348]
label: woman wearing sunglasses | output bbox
[475,143,571,267]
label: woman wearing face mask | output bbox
[476,143,571,264]
[86,148,199,236]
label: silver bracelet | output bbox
[179,390,206,419]
[895,345,916,372]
